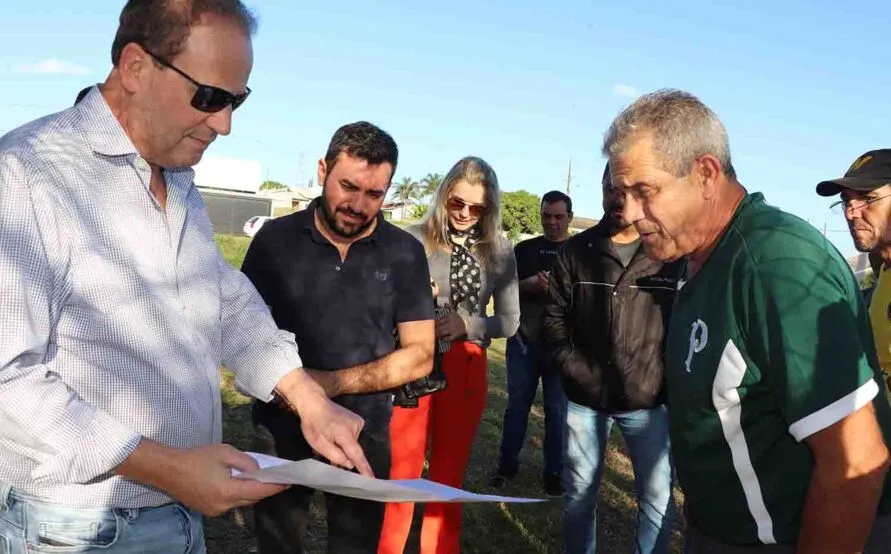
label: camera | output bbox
[393,301,450,408]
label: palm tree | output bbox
[406,173,443,220]
[421,172,444,197]
[392,176,418,220]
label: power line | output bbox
[565,158,572,196]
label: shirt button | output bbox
[335,266,341,271]
[135,157,149,171]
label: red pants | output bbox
[379,341,488,554]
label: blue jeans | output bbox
[563,402,675,554]
[498,335,567,477]
[0,484,205,553]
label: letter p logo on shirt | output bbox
[685,319,709,373]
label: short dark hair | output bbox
[324,121,399,178]
[111,0,257,66]
[542,190,572,214]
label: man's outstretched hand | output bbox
[275,368,373,477]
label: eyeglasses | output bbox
[447,196,487,218]
[142,47,251,113]
[830,192,891,214]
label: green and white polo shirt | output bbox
[666,192,891,545]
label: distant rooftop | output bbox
[571,216,598,230]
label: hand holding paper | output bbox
[118,441,289,517]
[234,453,544,504]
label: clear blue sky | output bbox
[1,0,886,257]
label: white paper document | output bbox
[234,452,544,504]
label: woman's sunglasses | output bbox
[447,196,487,218]
[142,47,251,113]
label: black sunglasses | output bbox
[142,47,251,113]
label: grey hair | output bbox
[602,89,736,179]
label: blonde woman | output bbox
[379,157,520,554]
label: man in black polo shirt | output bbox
[240,121,435,553]
[490,191,573,496]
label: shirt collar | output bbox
[75,86,141,158]
[74,85,196,184]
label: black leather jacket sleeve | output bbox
[542,246,594,385]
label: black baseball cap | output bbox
[816,149,891,196]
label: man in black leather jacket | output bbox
[543,164,681,554]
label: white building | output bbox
[193,156,263,194]
[256,186,322,214]
[847,252,872,285]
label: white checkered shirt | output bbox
[0,87,302,508]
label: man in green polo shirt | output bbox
[602,88,891,553]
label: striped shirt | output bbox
[0,86,302,508]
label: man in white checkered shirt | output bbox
[0,1,372,552]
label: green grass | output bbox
[206,343,685,553]
[207,233,685,553]
[215,233,253,268]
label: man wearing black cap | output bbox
[817,149,891,401]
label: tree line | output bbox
[258,176,543,241]
[391,174,541,240]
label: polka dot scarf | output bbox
[449,228,482,315]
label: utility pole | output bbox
[823,221,827,236]
[295,152,304,189]
[566,158,573,196]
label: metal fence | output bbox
[199,188,273,235]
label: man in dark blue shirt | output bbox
[241,121,435,553]
[490,190,573,496]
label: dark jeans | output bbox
[498,335,567,477]
[251,399,392,554]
